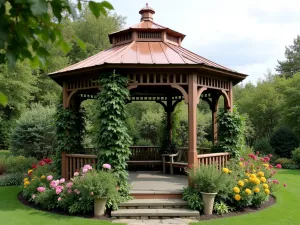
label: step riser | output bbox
[130,193,182,199]
[119,205,186,209]
[111,216,199,219]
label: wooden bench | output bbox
[162,147,210,174]
[127,146,162,169]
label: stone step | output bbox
[111,208,200,219]
[119,199,188,209]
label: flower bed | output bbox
[184,151,286,215]
[22,159,120,216]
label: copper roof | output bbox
[49,4,247,79]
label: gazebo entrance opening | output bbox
[50,4,246,193]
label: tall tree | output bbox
[276,35,300,78]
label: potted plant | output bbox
[187,165,224,215]
[73,164,118,217]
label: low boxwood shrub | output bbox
[275,157,298,169]
[0,155,37,175]
[0,172,24,186]
[182,186,203,211]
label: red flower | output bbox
[38,161,45,166]
[256,151,260,155]
[43,158,52,164]
[275,164,282,169]
[284,183,287,187]
[32,164,37,169]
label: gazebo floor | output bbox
[128,172,188,199]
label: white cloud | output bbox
[107,0,300,83]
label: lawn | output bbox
[0,169,299,225]
[193,169,300,225]
[0,150,11,157]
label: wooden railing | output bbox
[130,146,161,161]
[61,152,97,180]
[198,152,230,169]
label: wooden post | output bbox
[188,74,198,170]
[166,96,173,143]
[229,81,233,113]
[212,108,218,145]
[62,151,67,179]
[63,82,69,109]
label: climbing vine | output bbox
[95,71,132,202]
[54,98,86,174]
[215,108,245,158]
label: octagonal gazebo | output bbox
[49,4,247,174]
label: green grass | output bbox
[193,169,300,225]
[0,150,11,157]
[0,187,123,225]
[0,170,299,225]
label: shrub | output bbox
[275,157,297,169]
[214,201,233,215]
[23,163,121,214]
[10,104,56,159]
[292,148,300,167]
[182,186,203,211]
[270,126,299,158]
[253,138,274,155]
[0,172,24,186]
[0,155,37,175]
[187,165,225,193]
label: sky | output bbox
[108,0,300,83]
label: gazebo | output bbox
[49,4,247,175]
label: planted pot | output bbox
[200,192,217,215]
[94,198,106,217]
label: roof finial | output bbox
[139,3,155,21]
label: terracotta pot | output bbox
[94,198,106,217]
[200,192,217,215]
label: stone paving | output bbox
[112,218,199,225]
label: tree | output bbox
[276,35,300,78]
[0,0,113,68]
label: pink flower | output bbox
[32,194,36,199]
[74,189,80,195]
[83,164,92,170]
[59,178,65,184]
[56,188,62,195]
[269,154,273,158]
[74,172,79,177]
[284,183,287,187]
[276,164,282,169]
[50,180,59,189]
[256,151,260,155]
[103,163,111,169]
[66,182,73,189]
[58,197,62,201]
[47,175,53,181]
[90,192,94,196]
[240,158,244,161]
[273,180,279,184]
[67,189,72,194]
[82,168,88,173]
[37,187,46,193]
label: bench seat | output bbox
[127,160,162,165]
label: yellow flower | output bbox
[263,163,269,168]
[238,180,244,187]
[265,189,270,195]
[228,170,232,174]
[28,170,33,175]
[234,194,241,201]
[233,186,240,193]
[239,162,244,167]
[245,173,250,177]
[257,171,264,177]
[260,177,267,183]
[252,169,256,173]
[263,184,269,189]
[24,180,30,186]
[244,179,249,183]
[222,168,229,174]
[254,178,261,185]
[245,188,252,195]
[23,178,29,182]
[41,175,46,180]
[254,187,260,193]
[250,174,256,178]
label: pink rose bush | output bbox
[22,163,120,214]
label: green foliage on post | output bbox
[95,71,132,201]
[215,108,244,158]
[54,99,86,173]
